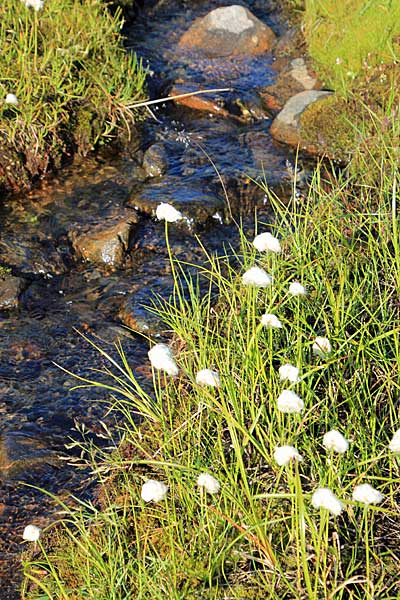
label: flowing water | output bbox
[0,1,301,596]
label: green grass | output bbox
[304,0,400,91]
[0,0,147,192]
[22,166,400,599]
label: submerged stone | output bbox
[0,272,25,311]
[178,5,276,57]
[143,144,168,178]
[69,211,138,270]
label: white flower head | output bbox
[242,267,272,288]
[141,479,169,503]
[278,364,300,383]
[274,445,303,466]
[261,313,282,329]
[312,336,332,357]
[288,281,306,296]
[277,390,304,414]
[5,93,18,105]
[22,0,44,10]
[155,202,183,223]
[148,343,179,376]
[323,429,349,454]
[253,232,281,253]
[352,484,384,505]
[23,525,41,542]
[389,429,400,453]
[196,369,220,388]
[311,487,343,516]
[197,472,220,495]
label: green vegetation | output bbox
[304,0,400,91]
[0,0,147,192]
[22,164,400,598]
[284,0,400,179]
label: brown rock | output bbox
[69,211,138,270]
[178,5,276,57]
[270,90,333,156]
[0,272,24,310]
[259,57,321,110]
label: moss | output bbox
[299,95,356,160]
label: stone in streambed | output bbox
[69,211,138,270]
[143,144,168,178]
[259,57,321,114]
[178,5,276,57]
[0,432,58,480]
[270,90,335,157]
[127,178,226,225]
[0,271,25,310]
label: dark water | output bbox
[0,1,298,596]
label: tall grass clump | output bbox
[22,167,400,599]
[0,0,146,192]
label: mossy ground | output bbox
[0,0,147,193]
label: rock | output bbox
[270,90,333,156]
[178,5,276,58]
[259,57,321,112]
[0,232,68,277]
[0,432,58,480]
[274,27,305,58]
[69,210,138,270]
[0,272,25,310]
[127,178,226,225]
[143,144,168,178]
[119,295,165,335]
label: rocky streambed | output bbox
[0,1,329,596]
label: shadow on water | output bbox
[0,1,303,596]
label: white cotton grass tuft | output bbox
[197,472,220,495]
[148,343,179,376]
[277,390,304,414]
[253,232,281,253]
[196,369,220,388]
[389,429,400,453]
[21,0,44,9]
[274,445,303,466]
[312,336,332,357]
[288,281,306,296]
[323,429,349,453]
[352,484,384,505]
[242,267,273,288]
[155,202,183,223]
[5,93,18,105]
[311,488,343,516]
[23,524,41,542]
[261,313,282,329]
[278,364,300,383]
[141,480,169,503]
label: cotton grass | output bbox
[242,267,273,287]
[141,480,169,503]
[148,343,179,376]
[311,488,343,516]
[277,390,304,413]
[261,313,282,328]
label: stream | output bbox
[0,1,304,596]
